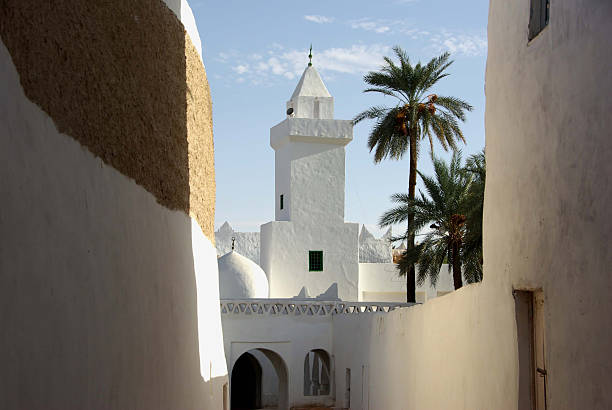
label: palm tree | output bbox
[380,151,478,290]
[462,150,485,283]
[354,46,472,302]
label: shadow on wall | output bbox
[0,1,222,408]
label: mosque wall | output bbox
[222,314,335,408]
[216,222,261,263]
[261,220,359,300]
[289,140,347,224]
[333,0,612,409]
[0,1,228,408]
[358,263,454,303]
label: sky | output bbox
[190,0,490,237]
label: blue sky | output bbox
[191,0,489,236]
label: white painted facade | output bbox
[225,65,454,304]
[221,299,410,409]
[261,65,360,301]
[216,221,261,263]
[329,2,612,410]
[359,263,453,303]
[220,64,455,410]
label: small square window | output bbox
[280,194,284,210]
[529,0,549,41]
[309,251,323,272]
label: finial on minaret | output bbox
[308,44,313,67]
[231,236,235,250]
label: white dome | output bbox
[218,251,269,299]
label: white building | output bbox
[218,62,454,410]
[219,63,454,304]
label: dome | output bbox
[218,251,269,299]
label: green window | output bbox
[309,250,323,272]
[280,194,284,210]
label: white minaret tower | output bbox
[260,51,359,300]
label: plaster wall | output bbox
[289,96,334,120]
[483,0,612,407]
[214,223,399,266]
[287,66,334,119]
[358,263,453,302]
[358,225,393,263]
[275,143,293,221]
[331,1,612,409]
[0,1,228,408]
[261,220,359,300]
[271,119,352,224]
[290,142,346,223]
[332,284,514,410]
[215,222,261,264]
[264,113,359,300]
[222,313,335,408]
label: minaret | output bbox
[261,50,359,301]
[270,53,353,224]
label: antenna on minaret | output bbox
[308,44,313,67]
[231,236,235,250]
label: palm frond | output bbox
[353,106,389,124]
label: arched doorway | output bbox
[231,352,262,409]
[231,348,288,410]
[304,349,331,396]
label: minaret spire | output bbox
[308,44,313,67]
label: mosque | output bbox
[3,1,610,409]
[216,60,454,304]
[217,61,453,409]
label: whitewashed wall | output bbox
[222,312,335,409]
[358,263,454,302]
[332,1,612,409]
[263,108,359,300]
[215,222,261,264]
[0,2,228,407]
[261,220,359,300]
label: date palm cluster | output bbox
[380,151,485,290]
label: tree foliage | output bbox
[354,47,473,162]
[354,46,472,301]
[380,151,485,289]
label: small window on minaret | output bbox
[280,194,284,210]
[313,100,320,119]
[528,0,549,41]
[309,251,323,272]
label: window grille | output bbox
[309,250,323,272]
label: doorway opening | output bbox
[231,348,288,410]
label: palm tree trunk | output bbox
[406,131,417,303]
[452,242,463,290]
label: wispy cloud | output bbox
[216,44,390,85]
[430,31,487,56]
[348,18,487,56]
[350,18,391,34]
[232,64,249,74]
[304,15,334,24]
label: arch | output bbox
[230,348,288,410]
[303,348,332,396]
[231,352,262,409]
